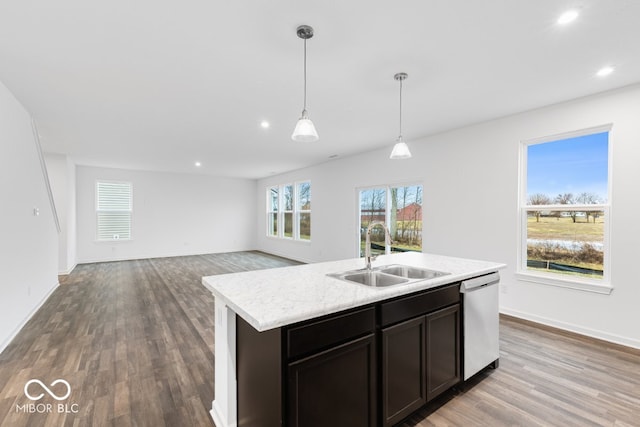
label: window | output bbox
[266,181,311,241]
[268,186,278,237]
[519,126,611,292]
[96,181,132,241]
[283,184,294,238]
[297,182,311,241]
[358,184,423,256]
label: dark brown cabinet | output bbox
[288,334,377,427]
[236,283,463,427]
[426,304,461,401]
[379,283,461,426]
[381,316,426,426]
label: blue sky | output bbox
[527,131,609,202]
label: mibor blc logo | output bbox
[24,379,71,401]
[16,378,79,414]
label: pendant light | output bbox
[390,72,412,159]
[292,25,319,142]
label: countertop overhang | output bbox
[202,252,506,332]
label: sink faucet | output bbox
[365,221,394,270]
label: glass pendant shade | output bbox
[389,137,412,159]
[292,110,319,142]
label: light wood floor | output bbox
[0,251,638,427]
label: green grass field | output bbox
[527,216,604,242]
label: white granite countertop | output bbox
[202,252,506,332]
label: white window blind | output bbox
[96,181,132,241]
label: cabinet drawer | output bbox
[380,283,459,327]
[287,307,376,360]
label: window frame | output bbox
[517,124,612,294]
[266,180,311,242]
[356,182,423,257]
[95,180,133,242]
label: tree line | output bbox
[528,192,603,223]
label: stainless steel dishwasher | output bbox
[460,272,500,380]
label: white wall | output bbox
[76,166,256,263]
[256,84,640,349]
[45,153,77,274]
[0,81,59,353]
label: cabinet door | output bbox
[426,304,461,401]
[381,316,427,427]
[288,334,376,427]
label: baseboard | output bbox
[58,263,77,276]
[500,307,640,350]
[76,247,256,266]
[253,248,314,264]
[0,280,59,355]
[210,401,237,427]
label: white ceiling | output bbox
[1,1,639,179]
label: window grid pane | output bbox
[270,187,279,212]
[283,185,293,211]
[525,209,605,279]
[359,188,387,257]
[298,212,311,241]
[391,185,423,253]
[359,185,423,257]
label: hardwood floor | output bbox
[1,252,639,427]
[0,251,300,427]
[398,315,640,427]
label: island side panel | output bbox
[211,299,237,427]
[237,315,283,427]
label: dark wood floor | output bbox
[1,251,638,427]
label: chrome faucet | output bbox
[365,221,394,270]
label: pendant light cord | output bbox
[303,38,307,111]
[398,78,403,138]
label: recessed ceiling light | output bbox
[260,120,270,129]
[557,10,579,25]
[195,161,202,167]
[596,66,614,77]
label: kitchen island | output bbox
[202,252,505,427]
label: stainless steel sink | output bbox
[379,265,449,280]
[328,264,449,288]
[342,271,409,287]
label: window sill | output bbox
[265,235,311,244]
[95,239,132,243]
[515,271,612,295]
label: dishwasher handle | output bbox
[460,272,500,293]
